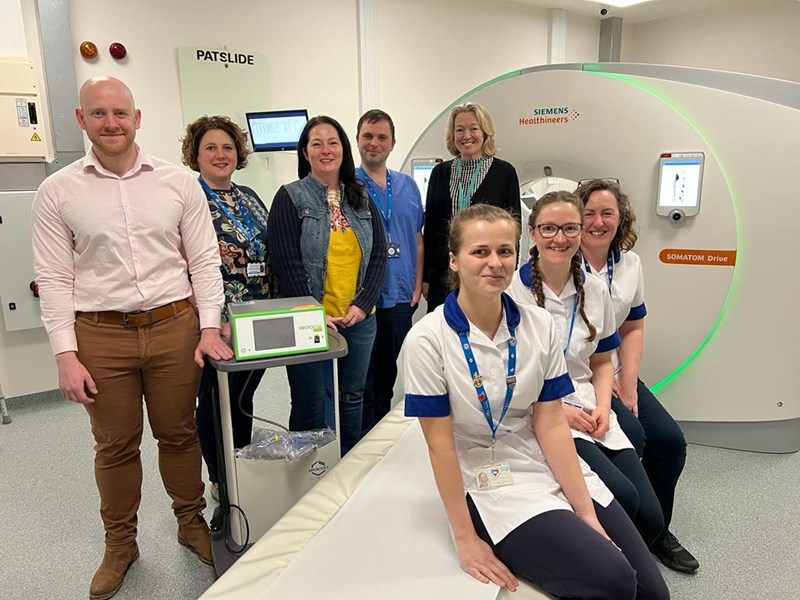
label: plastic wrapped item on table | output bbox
[236,427,337,462]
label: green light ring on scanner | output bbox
[400,66,739,392]
[585,69,740,392]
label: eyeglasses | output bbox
[535,223,582,238]
[577,177,620,187]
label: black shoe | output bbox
[652,531,699,573]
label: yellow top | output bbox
[322,189,361,317]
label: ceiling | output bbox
[506,0,744,25]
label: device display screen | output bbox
[411,164,433,199]
[253,316,296,350]
[657,156,703,209]
[246,109,308,152]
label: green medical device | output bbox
[229,297,328,361]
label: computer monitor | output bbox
[245,109,309,152]
[410,158,441,207]
[656,152,704,218]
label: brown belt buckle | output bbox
[123,310,153,327]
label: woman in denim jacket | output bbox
[268,115,386,455]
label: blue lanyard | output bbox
[563,298,578,356]
[455,156,484,211]
[528,273,578,356]
[456,327,517,446]
[199,177,264,260]
[583,252,614,293]
[357,167,393,226]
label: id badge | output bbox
[247,262,266,277]
[387,242,401,259]
[474,463,514,490]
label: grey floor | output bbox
[1,370,799,600]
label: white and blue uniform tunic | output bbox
[508,262,632,451]
[403,292,613,544]
[582,249,647,373]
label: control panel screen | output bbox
[253,316,296,350]
[657,153,704,210]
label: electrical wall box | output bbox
[230,297,329,361]
[0,57,51,162]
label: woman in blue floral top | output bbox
[182,115,270,499]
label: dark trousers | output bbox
[196,362,266,484]
[76,305,205,547]
[362,302,417,435]
[575,440,665,547]
[612,379,687,532]
[425,284,448,314]
[286,314,376,456]
[469,497,669,600]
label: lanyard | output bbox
[456,327,517,448]
[199,177,264,260]
[357,167,393,226]
[528,273,578,356]
[583,252,614,293]
[455,156,484,211]
[562,298,578,356]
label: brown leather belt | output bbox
[77,299,192,328]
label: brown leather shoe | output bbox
[177,513,213,565]
[89,542,139,600]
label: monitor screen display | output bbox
[411,158,441,208]
[657,156,703,209]
[253,316,296,351]
[246,109,308,152]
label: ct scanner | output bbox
[202,64,800,600]
[403,62,800,455]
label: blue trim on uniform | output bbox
[595,331,621,353]
[539,372,574,402]
[443,290,521,334]
[626,302,647,321]
[405,393,451,417]
[519,261,533,287]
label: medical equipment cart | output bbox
[208,328,347,575]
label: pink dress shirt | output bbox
[32,146,224,355]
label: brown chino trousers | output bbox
[76,305,206,548]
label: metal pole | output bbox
[0,382,12,424]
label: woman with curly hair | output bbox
[576,178,699,574]
[182,115,270,499]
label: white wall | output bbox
[378,0,602,166]
[0,0,27,56]
[3,0,602,398]
[7,0,800,398]
[623,0,800,82]
[377,0,549,165]
[68,0,360,186]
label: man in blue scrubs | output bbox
[356,109,424,434]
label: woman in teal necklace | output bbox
[422,101,521,313]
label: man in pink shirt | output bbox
[32,76,233,600]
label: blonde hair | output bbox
[447,204,519,290]
[445,102,497,157]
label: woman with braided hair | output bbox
[577,179,698,573]
[507,191,666,549]
[405,203,668,599]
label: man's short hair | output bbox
[357,109,395,141]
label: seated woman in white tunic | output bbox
[403,204,669,599]
[507,191,665,549]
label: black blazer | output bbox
[422,157,521,311]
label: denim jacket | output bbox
[283,175,376,303]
